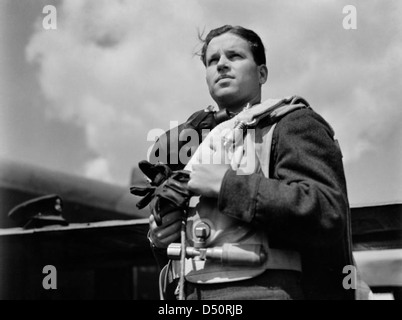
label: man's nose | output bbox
[217,55,230,72]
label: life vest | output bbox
[170,96,310,283]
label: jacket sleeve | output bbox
[217,108,349,248]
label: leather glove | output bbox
[130,161,192,226]
[150,170,192,225]
[152,170,192,212]
[130,160,173,209]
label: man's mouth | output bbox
[216,75,234,83]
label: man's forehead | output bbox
[206,33,250,56]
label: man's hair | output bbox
[199,25,266,66]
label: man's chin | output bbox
[212,90,238,106]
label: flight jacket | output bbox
[218,107,355,300]
[150,106,356,300]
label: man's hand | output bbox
[187,164,231,198]
[148,209,182,248]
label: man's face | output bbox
[205,33,266,111]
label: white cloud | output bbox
[253,0,402,164]
[25,0,402,189]
[26,0,208,184]
[84,157,113,183]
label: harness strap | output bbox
[264,248,302,272]
[166,245,302,282]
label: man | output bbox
[143,25,358,300]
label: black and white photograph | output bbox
[0,0,401,305]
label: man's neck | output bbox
[223,100,260,115]
[219,94,262,114]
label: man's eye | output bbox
[230,54,242,60]
[208,58,218,65]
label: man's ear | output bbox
[258,65,268,85]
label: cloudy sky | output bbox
[1,0,401,206]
